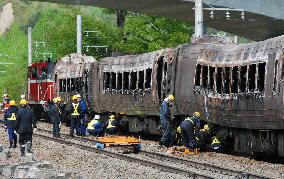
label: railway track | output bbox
[34,128,269,179]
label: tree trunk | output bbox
[115,9,127,28]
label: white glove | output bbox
[33,128,38,132]
[59,122,61,128]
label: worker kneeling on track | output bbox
[4,100,18,148]
[196,124,212,151]
[105,114,117,135]
[180,112,201,149]
[87,115,104,136]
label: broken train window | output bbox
[240,66,247,93]
[117,73,122,90]
[111,72,116,90]
[216,67,223,94]
[194,64,201,86]
[123,72,129,90]
[273,60,279,95]
[202,66,208,89]
[130,71,137,90]
[145,68,152,89]
[257,62,266,92]
[248,64,256,92]
[138,71,144,90]
[103,72,110,91]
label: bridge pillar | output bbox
[194,0,203,37]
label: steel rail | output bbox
[35,128,269,179]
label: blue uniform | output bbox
[78,100,87,136]
[180,116,200,149]
[87,119,103,136]
[4,106,18,147]
[160,100,174,147]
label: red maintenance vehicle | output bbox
[26,58,56,120]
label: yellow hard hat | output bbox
[10,100,16,106]
[176,126,181,133]
[57,97,62,102]
[119,112,125,115]
[168,95,174,102]
[72,95,78,101]
[204,124,210,131]
[20,99,28,105]
[53,98,58,103]
[109,115,115,119]
[193,112,200,118]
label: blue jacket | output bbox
[160,100,170,122]
[79,100,87,115]
[4,106,18,128]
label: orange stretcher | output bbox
[169,146,199,156]
[95,136,141,151]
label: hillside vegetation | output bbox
[0,0,194,101]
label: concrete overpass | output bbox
[30,0,284,41]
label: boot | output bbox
[26,141,32,153]
[13,138,17,148]
[9,140,13,148]
[20,145,25,157]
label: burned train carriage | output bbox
[88,49,178,135]
[54,53,96,102]
[175,36,284,157]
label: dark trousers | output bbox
[78,117,87,136]
[180,122,196,149]
[7,127,17,141]
[70,117,80,136]
[160,120,174,147]
[105,127,117,135]
[53,123,60,138]
[19,133,32,145]
[88,129,103,136]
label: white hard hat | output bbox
[21,95,26,99]
[3,94,8,98]
[76,94,81,98]
[94,115,100,120]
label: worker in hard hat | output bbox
[87,115,103,136]
[50,98,62,138]
[196,124,212,151]
[180,112,201,149]
[67,95,81,137]
[105,114,117,135]
[2,94,10,113]
[77,94,87,136]
[159,94,175,147]
[4,100,18,148]
[15,99,37,157]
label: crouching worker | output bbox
[210,136,222,153]
[16,99,37,157]
[87,115,103,136]
[4,100,18,148]
[197,124,212,151]
[105,114,117,135]
[180,112,201,149]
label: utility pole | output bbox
[77,15,82,54]
[28,27,32,67]
[195,0,204,37]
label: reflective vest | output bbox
[57,105,61,114]
[87,120,99,130]
[211,136,221,150]
[7,113,16,121]
[71,103,80,116]
[185,117,194,124]
[107,118,116,128]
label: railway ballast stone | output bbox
[0,149,11,159]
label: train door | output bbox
[156,56,168,102]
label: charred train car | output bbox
[54,36,284,156]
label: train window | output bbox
[130,71,137,90]
[103,72,110,91]
[202,66,208,88]
[273,60,278,93]
[208,66,215,90]
[111,72,116,90]
[224,67,231,94]
[257,62,266,92]
[195,64,201,86]
[59,79,63,92]
[231,67,239,93]
[67,78,70,92]
[71,78,75,91]
[145,69,152,89]
[138,71,144,90]
[240,66,247,92]
[41,67,47,76]
[62,79,66,92]
[123,72,129,90]
[117,73,122,90]
[248,64,256,92]
[216,67,222,94]
[31,67,38,78]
